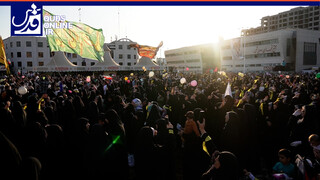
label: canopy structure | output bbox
[133,56,160,71]
[28,47,163,72]
[89,45,120,71]
[31,51,84,72]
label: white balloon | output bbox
[18,86,28,95]
[259,86,265,92]
[149,71,155,78]
[180,78,186,84]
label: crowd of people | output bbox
[0,70,320,180]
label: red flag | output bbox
[130,41,163,59]
[214,67,218,72]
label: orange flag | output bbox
[130,41,163,59]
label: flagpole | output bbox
[78,8,81,22]
[243,32,246,73]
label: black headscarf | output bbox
[105,109,125,137]
[220,111,240,157]
[146,104,161,128]
[0,131,22,180]
[203,151,239,180]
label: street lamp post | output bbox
[243,32,246,73]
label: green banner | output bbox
[44,9,105,62]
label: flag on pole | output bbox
[44,10,105,62]
[130,41,163,59]
[238,72,244,78]
[224,82,232,97]
[0,36,10,74]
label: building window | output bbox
[167,60,184,64]
[72,62,77,65]
[27,61,32,67]
[134,55,137,59]
[286,39,291,56]
[26,52,32,57]
[186,59,200,63]
[82,61,86,66]
[18,62,22,67]
[38,42,43,47]
[127,54,131,59]
[119,54,123,59]
[134,62,136,65]
[10,52,13,58]
[223,56,232,60]
[119,62,123,66]
[127,45,131,49]
[17,52,21,58]
[38,52,44,58]
[67,53,71,58]
[26,41,31,47]
[11,62,14,67]
[119,45,123,49]
[303,42,317,65]
[72,53,77,58]
[50,51,54,57]
[127,62,131,66]
[10,42,13,47]
[38,62,44,66]
[16,41,21,47]
[91,62,95,66]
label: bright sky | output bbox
[0,6,299,57]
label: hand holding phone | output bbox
[199,110,205,123]
[176,123,182,131]
[42,94,48,98]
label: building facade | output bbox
[165,44,219,73]
[3,36,144,73]
[221,29,320,72]
[242,6,320,36]
[107,37,139,70]
[3,36,100,73]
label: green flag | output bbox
[44,9,105,62]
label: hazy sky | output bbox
[0,5,299,57]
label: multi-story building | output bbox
[220,29,320,72]
[107,37,139,70]
[3,36,144,73]
[165,44,220,73]
[242,6,320,36]
[3,36,100,73]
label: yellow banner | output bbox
[0,36,10,74]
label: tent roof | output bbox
[135,56,159,67]
[31,51,78,72]
[46,51,77,67]
[89,44,120,71]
